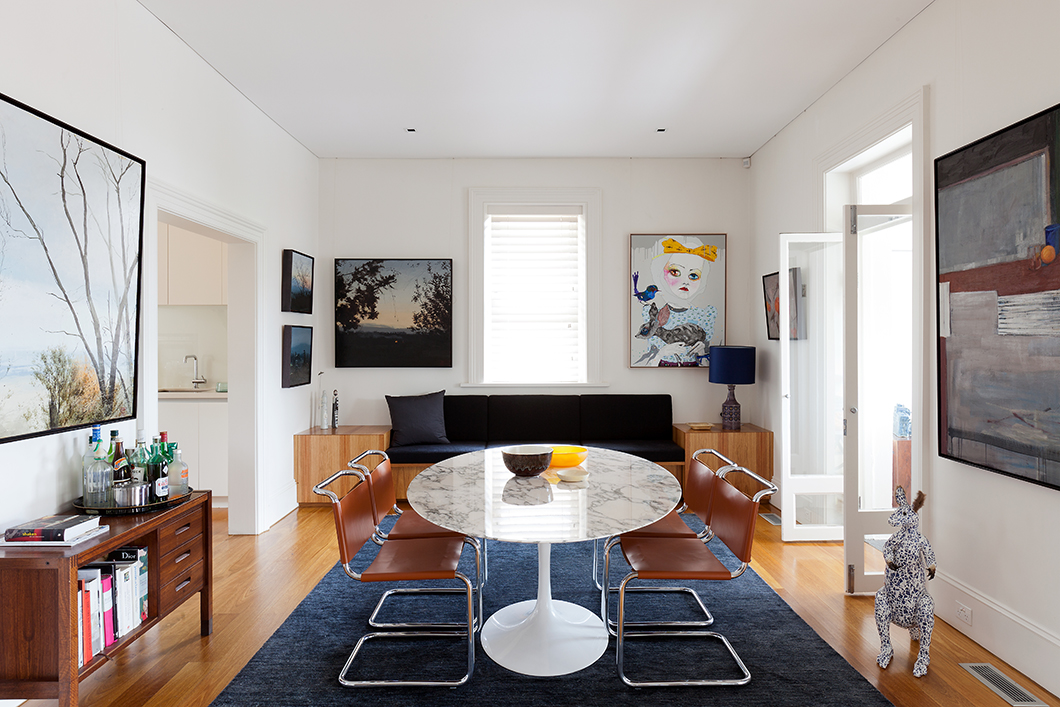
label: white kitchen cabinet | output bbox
[158,221,228,306]
[158,396,229,502]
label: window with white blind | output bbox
[468,188,601,386]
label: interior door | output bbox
[843,203,914,593]
[779,233,844,542]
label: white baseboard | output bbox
[934,571,1060,699]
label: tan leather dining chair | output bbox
[597,449,736,632]
[348,450,484,628]
[605,463,777,687]
[313,467,476,688]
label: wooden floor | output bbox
[38,504,1059,707]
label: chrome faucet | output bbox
[184,355,208,389]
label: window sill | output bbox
[459,382,610,389]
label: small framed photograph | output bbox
[281,249,314,314]
[281,325,312,388]
[762,268,805,341]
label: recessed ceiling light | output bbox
[656,128,666,132]
[406,128,416,133]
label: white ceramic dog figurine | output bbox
[875,485,936,678]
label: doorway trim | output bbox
[144,178,267,535]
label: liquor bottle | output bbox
[169,448,190,497]
[130,430,149,484]
[106,429,119,464]
[82,424,102,475]
[160,431,173,464]
[83,445,113,508]
[332,389,339,428]
[111,437,131,486]
[146,437,170,503]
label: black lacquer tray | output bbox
[74,489,195,516]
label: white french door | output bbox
[843,203,914,594]
[779,233,844,542]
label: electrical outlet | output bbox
[956,601,973,625]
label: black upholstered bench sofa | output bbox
[385,392,683,466]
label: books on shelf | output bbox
[4,514,99,542]
[0,524,109,547]
[108,546,149,622]
[77,568,104,657]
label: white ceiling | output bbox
[137,0,933,160]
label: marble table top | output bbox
[406,446,682,544]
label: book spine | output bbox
[77,581,85,668]
[100,575,115,647]
[81,580,92,663]
[4,527,69,541]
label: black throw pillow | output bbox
[385,390,450,447]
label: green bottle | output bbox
[146,438,170,503]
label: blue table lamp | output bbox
[709,345,756,430]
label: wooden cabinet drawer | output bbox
[159,535,205,588]
[159,506,204,557]
[159,559,204,616]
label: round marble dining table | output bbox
[406,446,682,676]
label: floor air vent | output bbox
[759,512,781,526]
[960,663,1047,706]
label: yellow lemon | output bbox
[1042,244,1056,264]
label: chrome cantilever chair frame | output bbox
[347,450,484,631]
[597,448,740,634]
[605,461,778,687]
[312,468,476,688]
[349,449,489,585]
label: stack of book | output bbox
[3,514,107,545]
[76,545,149,667]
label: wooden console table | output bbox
[673,423,774,499]
[0,490,212,707]
[294,425,390,505]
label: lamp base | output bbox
[720,384,742,430]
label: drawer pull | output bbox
[176,578,192,592]
[174,523,192,536]
[175,551,191,564]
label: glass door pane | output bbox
[780,233,843,541]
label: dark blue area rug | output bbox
[211,516,892,706]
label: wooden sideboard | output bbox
[0,490,212,707]
[672,423,774,500]
[294,425,391,505]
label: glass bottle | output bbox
[106,429,119,464]
[83,446,113,508]
[81,424,102,476]
[111,436,130,486]
[130,430,149,484]
[170,448,190,497]
[160,431,173,464]
[147,437,170,503]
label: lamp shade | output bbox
[708,346,756,385]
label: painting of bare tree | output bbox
[0,92,144,443]
[281,249,313,313]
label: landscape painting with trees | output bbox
[281,249,313,313]
[0,92,144,443]
[335,258,452,367]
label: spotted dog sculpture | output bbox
[875,485,937,677]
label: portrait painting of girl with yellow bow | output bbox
[629,234,726,368]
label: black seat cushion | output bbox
[487,395,581,444]
[580,394,674,441]
[583,439,685,463]
[386,442,487,465]
[443,395,488,443]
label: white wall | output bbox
[751,0,1060,695]
[317,157,753,425]
[0,0,318,535]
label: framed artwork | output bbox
[281,249,314,314]
[281,325,312,388]
[763,268,805,340]
[0,91,144,444]
[936,100,1060,490]
[334,259,452,368]
[629,234,726,367]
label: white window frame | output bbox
[467,187,602,386]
